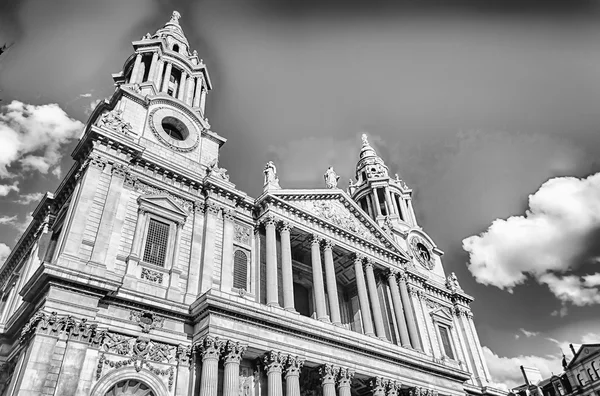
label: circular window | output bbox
[161,116,188,141]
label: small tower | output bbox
[349,134,417,233]
[111,11,211,115]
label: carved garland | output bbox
[141,268,164,284]
[129,310,165,333]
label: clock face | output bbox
[409,236,434,270]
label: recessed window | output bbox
[233,250,249,290]
[143,219,170,267]
[161,116,189,141]
[173,44,180,52]
[439,326,455,359]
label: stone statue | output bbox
[170,11,181,24]
[361,133,369,146]
[206,159,230,181]
[193,50,198,57]
[395,173,401,181]
[143,33,152,40]
[263,161,280,190]
[97,109,133,135]
[446,272,461,292]
[383,215,393,231]
[324,167,340,189]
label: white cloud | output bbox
[519,328,541,338]
[0,100,84,178]
[0,243,10,264]
[0,215,18,225]
[51,166,62,178]
[463,173,600,306]
[551,306,568,317]
[79,93,92,98]
[85,98,102,116]
[14,192,43,205]
[0,181,19,196]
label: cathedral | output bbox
[0,12,505,396]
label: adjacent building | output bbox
[0,11,505,396]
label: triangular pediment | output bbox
[267,189,410,261]
[568,344,600,368]
[430,307,454,324]
[138,195,188,221]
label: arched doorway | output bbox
[104,379,155,396]
[91,367,168,396]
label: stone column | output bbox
[223,341,248,396]
[199,336,223,396]
[130,53,143,84]
[264,351,286,396]
[338,368,355,396]
[129,209,148,260]
[364,260,386,339]
[310,235,328,321]
[365,194,375,219]
[199,202,220,294]
[370,377,388,396]
[320,364,339,396]
[285,356,305,396]
[398,198,409,223]
[200,88,207,113]
[279,222,295,311]
[387,270,411,347]
[178,71,188,101]
[354,255,374,336]
[407,199,417,226]
[398,271,422,350]
[373,190,382,217]
[264,216,279,307]
[161,62,173,93]
[154,59,165,88]
[322,240,341,325]
[167,223,183,300]
[390,194,401,220]
[148,52,159,84]
[384,188,396,216]
[221,209,236,292]
[193,78,202,108]
[185,201,205,303]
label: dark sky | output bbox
[1,0,600,388]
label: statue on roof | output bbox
[264,161,281,191]
[446,272,462,292]
[361,133,369,146]
[206,159,230,181]
[324,166,340,189]
[170,11,181,24]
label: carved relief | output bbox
[96,109,133,135]
[130,310,164,333]
[134,180,193,212]
[141,267,164,284]
[20,310,106,346]
[234,224,251,245]
[206,159,230,181]
[223,340,248,364]
[446,272,462,293]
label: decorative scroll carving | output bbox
[20,310,106,345]
[234,224,251,245]
[279,221,292,233]
[223,340,248,364]
[319,364,339,384]
[293,200,379,244]
[198,336,224,361]
[370,377,389,396]
[338,367,355,388]
[387,381,400,396]
[263,351,286,373]
[133,180,193,212]
[262,215,277,228]
[96,109,133,135]
[206,159,230,181]
[453,306,473,319]
[176,344,192,365]
[285,355,305,378]
[141,267,164,284]
[129,310,164,333]
[324,167,340,189]
[446,272,462,293]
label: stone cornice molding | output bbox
[20,310,106,346]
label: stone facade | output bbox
[0,11,505,396]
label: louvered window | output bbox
[233,250,248,290]
[439,326,454,359]
[143,219,169,267]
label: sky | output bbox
[1,0,600,389]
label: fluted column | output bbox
[354,255,374,336]
[320,364,339,396]
[200,88,207,113]
[285,356,305,396]
[223,341,248,396]
[311,235,328,321]
[338,368,355,396]
[398,271,422,350]
[365,194,375,219]
[161,62,173,93]
[387,270,411,347]
[264,351,286,396]
[130,53,143,84]
[384,188,396,216]
[178,71,188,101]
[280,222,295,311]
[154,59,165,88]
[373,190,382,217]
[322,240,341,325]
[370,377,388,396]
[407,199,417,226]
[193,78,202,108]
[199,336,223,396]
[148,52,159,84]
[265,216,279,307]
[364,260,386,339]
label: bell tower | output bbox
[349,134,418,235]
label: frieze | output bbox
[234,224,251,245]
[129,310,164,333]
[96,109,133,135]
[20,310,106,345]
[134,180,193,213]
[293,200,380,245]
[141,268,164,284]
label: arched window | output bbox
[577,374,585,386]
[172,43,180,53]
[233,250,249,291]
[592,362,599,378]
[587,368,595,381]
[104,379,155,395]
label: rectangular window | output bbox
[143,219,170,267]
[439,326,455,359]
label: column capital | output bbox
[396,268,408,282]
[263,350,286,374]
[284,355,305,378]
[262,215,278,227]
[223,340,247,364]
[223,208,236,222]
[387,380,401,396]
[363,259,374,271]
[337,368,355,388]
[387,268,399,280]
[194,200,206,214]
[352,253,365,264]
[197,336,224,361]
[322,239,335,250]
[111,163,130,179]
[205,201,222,215]
[278,221,292,233]
[311,234,321,245]
[319,364,339,385]
[370,377,389,395]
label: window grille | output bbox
[233,250,248,290]
[143,219,170,267]
[439,326,455,359]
